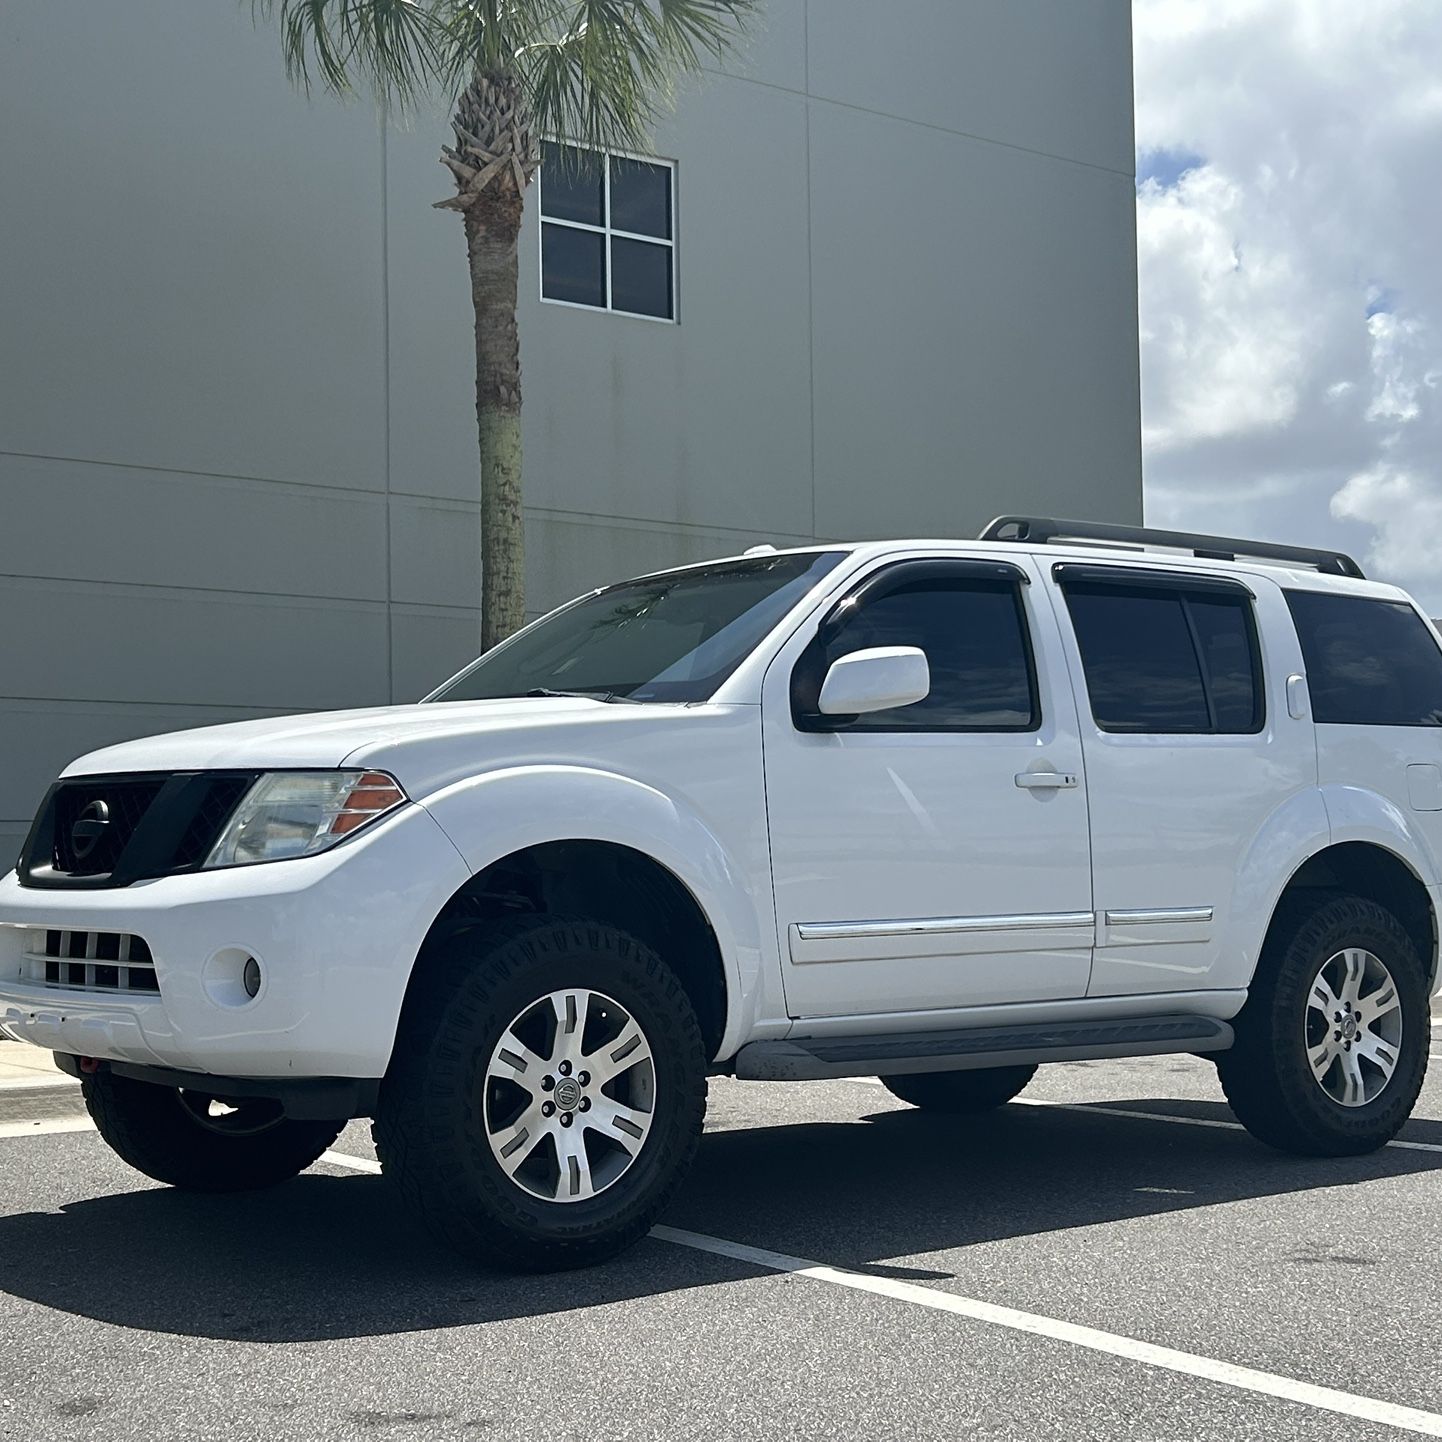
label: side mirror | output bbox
[817,646,930,719]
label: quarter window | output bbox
[539,142,675,321]
[816,576,1039,732]
[1063,580,1263,734]
[1285,591,1442,726]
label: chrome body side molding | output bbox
[795,911,1097,944]
[1103,907,1214,927]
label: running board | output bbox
[733,1014,1234,1082]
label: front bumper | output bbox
[0,803,470,1078]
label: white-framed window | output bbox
[538,141,676,322]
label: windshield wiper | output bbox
[520,687,624,703]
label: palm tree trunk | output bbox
[462,184,527,649]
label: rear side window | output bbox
[1285,592,1442,726]
[1062,580,1263,734]
[821,578,1039,731]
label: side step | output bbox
[733,1014,1233,1082]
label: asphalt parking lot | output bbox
[2,1030,1441,1442]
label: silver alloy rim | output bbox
[483,988,656,1203]
[1304,948,1403,1108]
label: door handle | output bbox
[1014,770,1079,790]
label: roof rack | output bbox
[979,516,1365,580]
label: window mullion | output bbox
[542,216,608,235]
[608,226,673,246]
[1178,595,1219,732]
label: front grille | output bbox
[51,779,165,875]
[19,770,259,890]
[169,775,253,868]
[23,928,160,994]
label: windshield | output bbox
[429,551,845,704]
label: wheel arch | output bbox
[401,838,731,1062]
[401,765,770,1065]
[1262,841,1438,991]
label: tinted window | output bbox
[1064,584,1262,734]
[539,143,675,321]
[1066,588,1209,732]
[431,552,845,705]
[609,157,671,238]
[610,236,671,319]
[823,579,1038,731]
[1286,592,1442,726]
[538,141,604,225]
[540,224,605,308]
[1186,593,1261,731]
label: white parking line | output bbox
[322,1149,380,1173]
[1010,1097,1442,1155]
[306,1148,1442,1438]
[650,1224,1442,1439]
[850,1077,1442,1154]
[11,1110,1442,1433]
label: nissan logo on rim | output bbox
[70,799,111,862]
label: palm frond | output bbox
[252,0,443,104]
[258,0,754,172]
[438,0,755,156]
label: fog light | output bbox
[242,956,262,999]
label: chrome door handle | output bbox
[1014,770,1079,790]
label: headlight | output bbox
[205,770,407,868]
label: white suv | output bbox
[3,517,1438,1269]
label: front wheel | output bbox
[83,1070,343,1191]
[1218,893,1428,1156]
[880,1064,1037,1113]
[375,916,708,1272]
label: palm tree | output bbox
[260,0,753,647]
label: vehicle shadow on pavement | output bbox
[0,1098,1438,1342]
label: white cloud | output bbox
[1134,0,1442,607]
[1364,311,1430,423]
[1331,464,1442,581]
[1138,166,1313,451]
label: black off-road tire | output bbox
[880,1064,1038,1113]
[1217,893,1429,1156]
[83,1069,343,1191]
[374,916,708,1273]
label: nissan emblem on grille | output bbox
[69,799,110,862]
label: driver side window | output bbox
[821,576,1040,732]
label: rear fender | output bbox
[1319,784,1442,888]
[1227,785,1440,991]
[1219,788,1332,991]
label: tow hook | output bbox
[78,1056,101,1075]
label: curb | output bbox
[0,1072,78,1091]
[0,1079,87,1126]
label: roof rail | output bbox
[979,516,1365,580]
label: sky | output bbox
[1132,0,1442,609]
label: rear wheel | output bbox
[1218,893,1428,1156]
[83,1070,343,1191]
[375,916,708,1272]
[880,1064,1037,1113]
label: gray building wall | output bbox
[0,0,1140,856]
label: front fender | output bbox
[418,765,766,1058]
